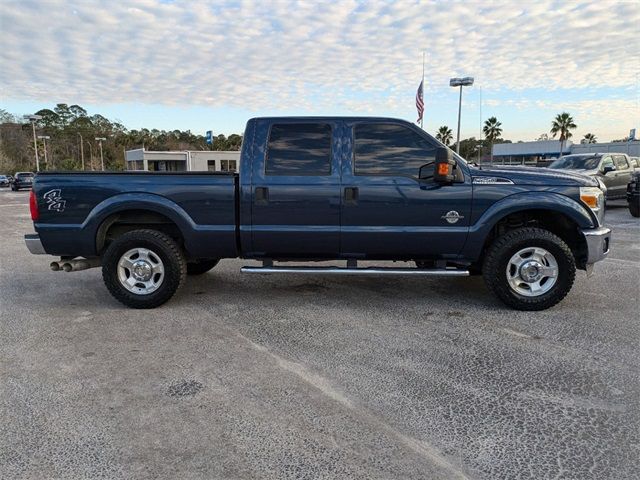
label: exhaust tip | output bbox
[50,262,61,271]
[62,263,73,272]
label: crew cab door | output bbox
[249,121,341,257]
[340,122,472,259]
[611,154,632,197]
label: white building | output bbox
[492,140,572,165]
[125,149,241,172]
[492,140,640,165]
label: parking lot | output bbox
[0,188,638,479]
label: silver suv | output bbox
[548,153,637,200]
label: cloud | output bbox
[0,0,638,116]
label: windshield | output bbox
[548,155,600,170]
[17,173,34,178]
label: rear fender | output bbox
[86,193,196,253]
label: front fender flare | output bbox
[463,191,595,260]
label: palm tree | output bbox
[550,112,577,157]
[483,116,503,164]
[436,125,453,146]
[583,133,597,144]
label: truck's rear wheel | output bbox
[102,229,186,308]
[483,227,575,311]
[186,259,219,275]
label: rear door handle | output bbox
[344,186,359,205]
[255,187,269,205]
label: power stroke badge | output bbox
[43,189,66,212]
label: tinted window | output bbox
[354,123,436,178]
[266,124,331,175]
[613,155,629,169]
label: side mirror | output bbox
[433,147,456,184]
[602,164,616,174]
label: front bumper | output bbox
[25,233,46,254]
[582,227,611,264]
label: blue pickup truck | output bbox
[25,117,610,310]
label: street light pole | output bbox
[95,137,106,171]
[24,115,42,171]
[449,77,474,155]
[86,141,93,170]
[38,135,50,168]
[78,133,85,170]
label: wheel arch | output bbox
[464,193,594,270]
[96,209,185,255]
[87,193,196,255]
[480,209,589,269]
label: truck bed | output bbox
[33,171,239,258]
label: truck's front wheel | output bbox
[483,227,575,311]
[102,229,186,309]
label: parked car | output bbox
[11,172,35,191]
[547,153,637,200]
[627,171,640,217]
[25,116,610,311]
[0,175,9,187]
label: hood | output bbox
[470,165,598,187]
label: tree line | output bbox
[0,104,242,174]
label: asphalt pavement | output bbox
[1,188,638,479]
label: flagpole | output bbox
[420,51,425,129]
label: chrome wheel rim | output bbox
[117,248,165,295]
[506,247,558,297]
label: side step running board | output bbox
[241,266,469,276]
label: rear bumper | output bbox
[582,227,610,264]
[25,234,46,254]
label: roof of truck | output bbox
[249,116,413,123]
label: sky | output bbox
[1,0,638,142]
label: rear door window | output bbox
[266,124,331,175]
[354,123,436,179]
[613,155,629,170]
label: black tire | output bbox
[629,199,640,218]
[482,227,576,311]
[11,185,18,191]
[102,229,186,309]
[187,259,219,275]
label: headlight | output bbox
[580,186,605,225]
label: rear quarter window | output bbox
[614,155,629,169]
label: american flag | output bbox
[416,79,424,123]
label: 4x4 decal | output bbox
[43,189,66,212]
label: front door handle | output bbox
[255,187,269,205]
[344,186,359,205]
